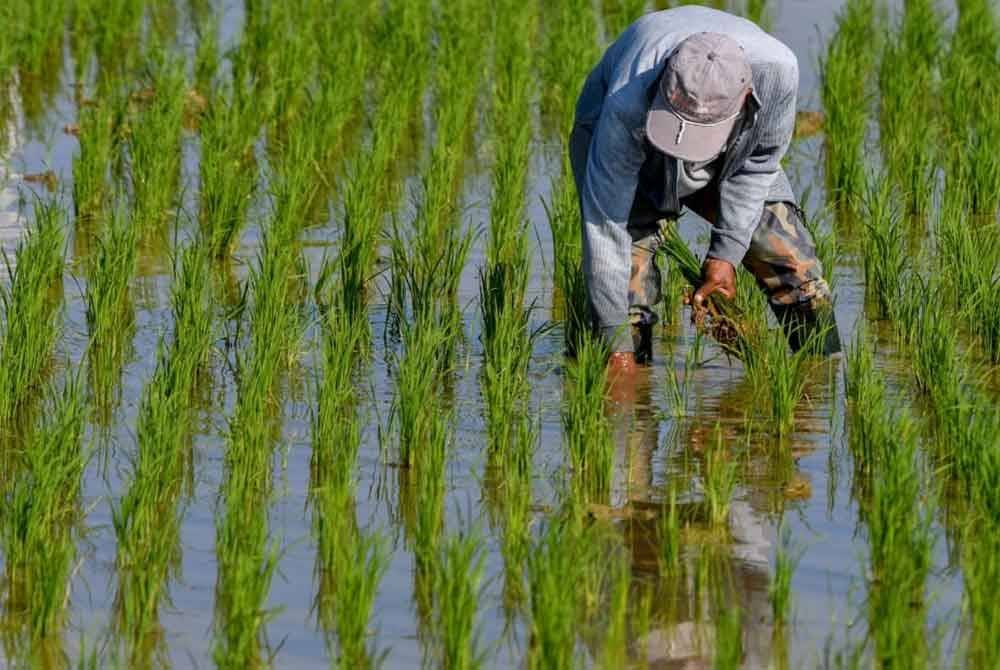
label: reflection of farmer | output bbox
[570,7,841,384]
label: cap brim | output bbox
[646,88,737,162]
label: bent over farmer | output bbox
[571,6,841,378]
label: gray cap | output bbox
[646,32,752,162]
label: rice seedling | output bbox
[877,0,943,217]
[820,0,878,205]
[742,325,820,438]
[127,49,186,233]
[527,519,588,670]
[703,424,738,529]
[6,0,67,130]
[112,242,213,666]
[714,606,743,670]
[962,528,1000,668]
[198,84,258,259]
[658,489,683,575]
[562,334,614,503]
[769,523,797,628]
[432,530,486,670]
[940,0,1000,217]
[84,203,137,424]
[599,557,630,670]
[72,97,121,225]
[859,173,909,321]
[0,373,87,661]
[0,198,66,436]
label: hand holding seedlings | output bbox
[690,257,737,323]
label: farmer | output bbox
[570,6,841,381]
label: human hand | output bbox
[691,258,736,312]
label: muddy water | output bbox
[1,0,964,668]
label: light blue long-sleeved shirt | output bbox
[573,6,798,350]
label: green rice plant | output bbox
[660,224,753,357]
[741,326,818,438]
[769,523,798,628]
[877,0,943,217]
[433,530,486,670]
[562,334,613,503]
[714,606,743,670]
[73,98,121,224]
[859,174,909,320]
[527,519,588,670]
[319,519,389,670]
[112,242,212,666]
[0,374,87,658]
[84,204,137,424]
[663,331,703,418]
[963,527,1000,668]
[540,0,600,132]
[127,49,186,233]
[940,0,1000,217]
[545,175,591,354]
[198,86,258,259]
[820,0,878,205]
[703,424,738,529]
[214,189,308,667]
[845,332,935,667]
[5,0,68,131]
[72,0,145,91]
[599,557,630,670]
[658,489,682,575]
[0,198,66,434]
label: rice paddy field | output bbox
[2,0,1000,667]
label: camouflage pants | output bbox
[628,192,841,357]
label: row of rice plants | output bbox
[541,0,601,351]
[820,0,880,209]
[877,0,943,218]
[110,242,213,667]
[0,376,88,665]
[845,332,936,666]
[336,0,434,330]
[0,201,66,447]
[69,0,147,91]
[481,0,538,464]
[213,160,310,668]
[939,0,1000,217]
[478,0,540,628]
[309,290,388,668]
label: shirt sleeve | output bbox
[710,60,798,267]
[580,98,645,352]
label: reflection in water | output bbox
[599,342,831,668]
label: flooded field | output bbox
[2,0,998,667]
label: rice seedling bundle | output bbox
[0,376,86,658]
[84,203,138,421]
[198,85,259,258]
[940,0,1000,217]
[72,97,121,224]
[127,50,186,233]
[877,0,943,217]
[0,199,66,434]
[820,0,878,204]
[433,531,486,670]
[562,335,613,503]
